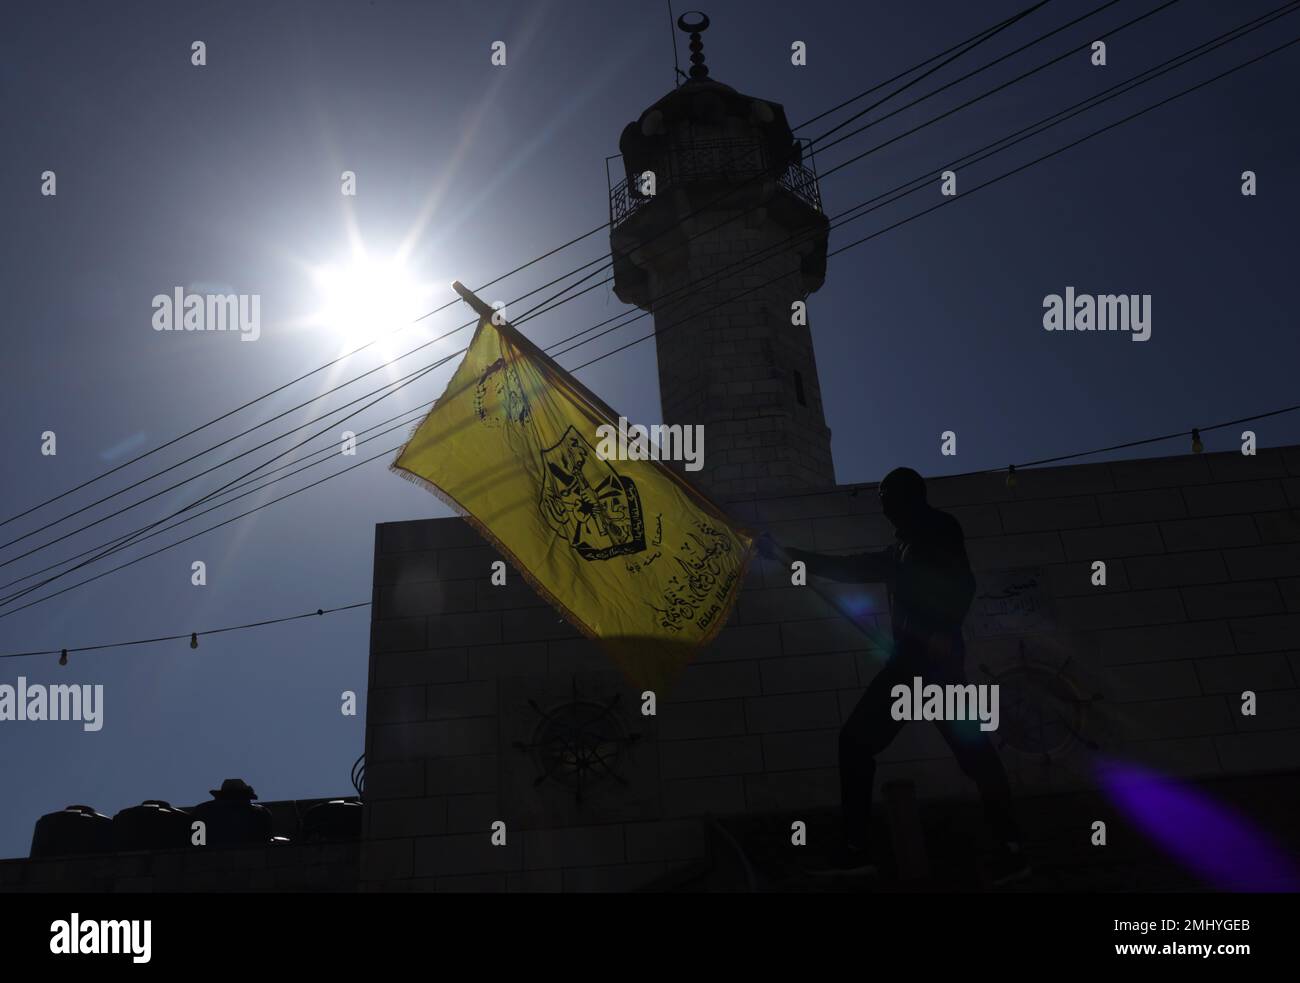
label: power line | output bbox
[991,405,1300,473]
[0,0,1220,568]
[501,0,1200,351]
[503,0,1087,336]
[807,0,1160,150]
[2,257,660,599]
[3,245,689,604]
[4,12,1297,651]
[535,0,1300,360]
[758,405,1300,502]
[0,356,458,607]
[4,16,1293,618]
[7,15,1289,603]
[0,443,404,620]
[0,224,605,533]
[0,0,1066,538]
[0,359,444,573]
[569,27,1300,376]
[0,363,446,608]
[0,404,434,597]
[475,0,1070,348]
[807,0,1079,146]
[0,247,611,552]
[667,0,681,88]
[0,438,533,623]
[1,0,1144,605]
[815,0,1300,185]
[0,24,1066,587]
[822,32,1300,260]
[1,352,443,558]
[792,0,1058,130]
[802,0,1059,148]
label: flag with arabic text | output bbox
[391,311,754,692]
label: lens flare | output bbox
[1095,756,1300,891]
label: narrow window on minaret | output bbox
[793,369,807,407]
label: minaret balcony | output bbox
[609,137,823,231]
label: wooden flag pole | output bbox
[450,279,625,417]
[450,280,496,321]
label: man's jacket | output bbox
[787,505,977,649]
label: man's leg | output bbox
[933,718,1020,843]
[921,639,1024,852]
[934,712,1031,885]
[839,653,911,849]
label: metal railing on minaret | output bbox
[608,138,823,229]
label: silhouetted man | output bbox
[190,778,273,848]
[758,467,1029,885]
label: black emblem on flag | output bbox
[474,357,532,429]
[540,425,646,561]
[474,354,539,461]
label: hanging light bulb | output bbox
[1005,464,1018,489]
[190,632,199,649]
[59,648,68,666]
[1191,428,1204,454]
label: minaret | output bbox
[610,12,834,499]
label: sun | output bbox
[308,254,436,355]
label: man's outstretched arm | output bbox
[788,546,895,583]
[757,533,895,583]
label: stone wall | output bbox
[361,444,1300,890]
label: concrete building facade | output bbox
[358,445,1300,891]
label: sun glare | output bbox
[309,255,435,354]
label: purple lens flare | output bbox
[1095,757,1300,892]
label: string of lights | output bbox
[0,602,372,662]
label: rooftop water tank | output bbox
[111,799,191,852]
[301,799,362,841]
[30,804,112,858]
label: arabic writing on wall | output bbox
[967,567,1055,637]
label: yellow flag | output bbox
[392,306,754,692]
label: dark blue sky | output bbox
[1,0,1297,858]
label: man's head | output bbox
[879,467,927,527]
